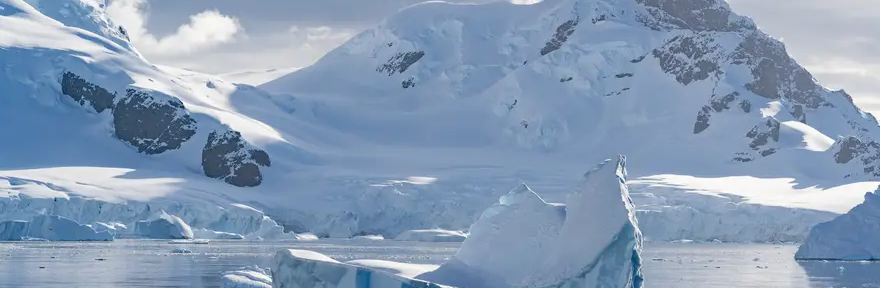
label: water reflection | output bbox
[798,260,880,288]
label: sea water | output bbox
[0,241,875,287]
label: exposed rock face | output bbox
[693,92,744,134]
[653,34,722,85]
[376,51,425,76]
[113,89,198,155]
[61,72,116,113]
[541,18,579,56]
[791,105,807,124]
[202,130,271,187]
[636,0,755,32]
[746,118,780,156]
[732,33,827,109]
[833,136,880,178]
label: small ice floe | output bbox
[168,239,210,244]
[171,248,192,254]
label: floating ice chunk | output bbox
[194,229,245,240]
[171,248,193,254]
[796,187,880,260]
[393,229,467,242]
[352,234,385,241]
[221,266,273,288]
[169,239,211,244]
[272,249,447,288]
[244,216,314,240]
[26,215,114,241]
[134,212,194,239]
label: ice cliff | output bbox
[795,186,880,260]
[272,157,643,288]
[0,214,112,241]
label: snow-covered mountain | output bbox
[1,0,878,241]
[263,0,880,179]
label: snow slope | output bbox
[218,68,301,86]
[795,186,880,260]
[1,0,879,242]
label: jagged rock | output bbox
[746,118,781,156]
[541,18,579,55]
[402,78,416,88]
[694,108,711,134]
[202,130,271,187]
[791,105,807,124]
[693,92,740,134]
[834,136,866,164]
[60,72,116,113]
[113,89,197,155]
[653,34,721,85]
[376,51,425,76]
[733,32,826,109]
[739,99,751,113]
[636,0,755,32]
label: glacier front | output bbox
[272,156,643,288]
[795,186,880,260]
[0,215,112,241]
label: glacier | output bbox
[272,156,642,288]
[1,0,879,243]
[795,186,880,260]
[0,214,112,241]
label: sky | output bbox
[105,0,880,113]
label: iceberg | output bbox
[393,229,466,242]
[222,266,273,288]
[194,229,246,240]
[272,249,446,288]
[271,156,643,288]
[134,212,195,239]
[0,215,112,241]
[795,187,880,260]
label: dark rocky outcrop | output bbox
[377,51,425,76]
[693,92,741,134]
[402,78,416,88]
[746,118,780,155]
[202,130,271,187]
[791,105,807,124]
[832,136,880,178]
[739,99,751,113]
[636,0,755,32]
[541,18,579,56]
[653,34,721,85]
[113,89,197,155]
[61,72,116,113]
[732,32,827,109]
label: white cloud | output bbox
[106,0,243,56]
